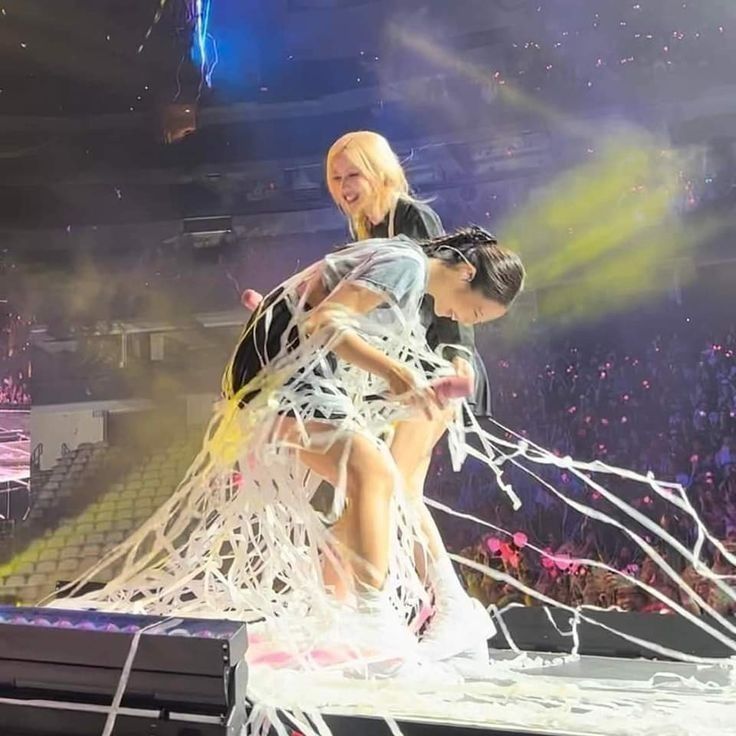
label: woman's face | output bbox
[328,152,374,216]
[433,265,508,325]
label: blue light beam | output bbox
[193,0,218,90]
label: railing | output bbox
[31,443,43,471]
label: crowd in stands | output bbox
[0,372,30,406]
[0,309,31,407]
[432,313,736,616]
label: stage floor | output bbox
[249,649,736,736]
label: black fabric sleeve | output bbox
[396,200,445,241]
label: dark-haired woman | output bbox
[75,227,523,671]
[222,226,524,657]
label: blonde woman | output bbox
[325,130,494,662]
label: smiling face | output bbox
[326,132,411,238]
[327,151,375,219]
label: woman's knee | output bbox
[345,437,395,495]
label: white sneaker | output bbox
[418,595,496,662]
[340,591,418,678]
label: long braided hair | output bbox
[420,226,525,307]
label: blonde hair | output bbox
[326,130,413,240]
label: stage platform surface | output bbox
[250,649,736,736]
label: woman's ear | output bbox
[461,263,476,283]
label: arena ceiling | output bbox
[0,0,517,117]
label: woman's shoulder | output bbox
[353,234,426,261]
[330,233,425,261]
[395,196,439,220]
[395,197,444,239]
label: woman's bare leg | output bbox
[275,419,416,662]
[321,512,357,600]
[390,411,453,568]
[278,419,396,590]
[390,412,495,660]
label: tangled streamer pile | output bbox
[48,238,736,735]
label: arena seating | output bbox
[0,437,198,604]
